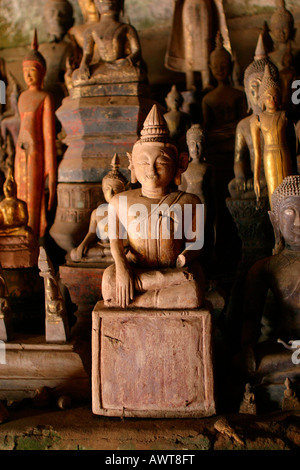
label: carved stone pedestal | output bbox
[51,92,159,252]
[0,234,39,269]
[59,263,105,340]
[92,301,216,418]
[0,335,91,402]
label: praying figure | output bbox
[15,31,57,239]
[102,104,205,309]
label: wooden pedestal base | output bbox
[0,335,91,402]
[92,301,216,418]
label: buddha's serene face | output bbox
[210,57,231,81]
[132,142,177,193]
[44,2,73,39]
[95,0,119,14]
[248,75,262,113]
[262,87,281,112]
[271,23,292,44]
[102,178,125,202]
[187,137,202,161]
[278,196,300,248]
[23,62,44,89]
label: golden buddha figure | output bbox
[228,33,279,199]
[251,63,296,208]
[72,0,146,86]
[101,104,205,309]
[0,169,30,236]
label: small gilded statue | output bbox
[15,30,57,239]
[0,168,30,236]
[241,176,300,373]
[250,63,295,208]
[228,33,279,199]
[72,0,146,86]
[102,104,205,309]
[69,154,128,263]
[239,383,257,415]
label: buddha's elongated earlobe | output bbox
[174,151,189,186]
[127,152,137,184]
[269,210,283,254]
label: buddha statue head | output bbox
[165,85,183,112]
[244,33,279,115]
[78,0,99,23]
[44,0,74,42]
[258,63,281,112]
[128,104,188,191]
[209,31,232,83]
[269,175,300,252]
[94,0,124,16]
[23,30,47,88]
[186,124,205,162]
[102,154,128,203]
[270,0,296,44]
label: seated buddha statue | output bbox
[72,0,147,86]
[68,154,128,263]
[241,176,300,375]
[0,169,31,236]
[102,104,206,309]
[163,85,190,146]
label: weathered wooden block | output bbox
[92,301,216,418]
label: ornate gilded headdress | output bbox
[258,63,281,105]
[244,33,279,99]
[271,175,300,218]
[23,29,47,72]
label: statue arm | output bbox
[234,123,250,190]
[250,115,261,201]
[109,198,134,308]
[43,93,57,211]
[124,26,142,65]
[79,32,95,77]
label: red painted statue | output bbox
[15,30,57,239]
